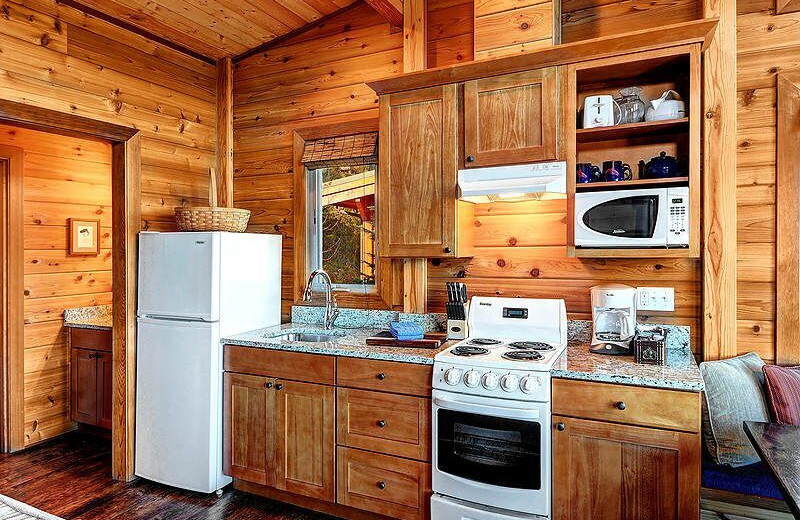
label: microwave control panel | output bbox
[667,188,690,246]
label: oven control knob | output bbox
[444,368,462,386]
[520,376,541,394]
[500,374,519,392]
[464,370,481,388]
[482,372,499,390]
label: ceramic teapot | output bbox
[638,151,683,179]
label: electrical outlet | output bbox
[637,287,675,312]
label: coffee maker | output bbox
[590,284,637,355]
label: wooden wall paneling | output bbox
[776,72,800,365]
[561,0,702,44]
[474,0,557,60]
[0,145,24,452]
[703,0,738,360]
[217,57,234,208]
[426,0,474,68]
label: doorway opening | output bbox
[0,100,140,481]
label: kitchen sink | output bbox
[267,330,345,343]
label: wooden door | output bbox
[464,68,558,168]
[96,351,113,430]
[552,415,700,520]
[274,379,335,502]
[70,349,98,426]
[378,84,458,258]
[223,372,276,486]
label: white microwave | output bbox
[575,187,689,248]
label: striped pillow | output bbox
[763,365,800,425]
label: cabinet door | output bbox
[274,379,335,502]
[96,351,113,430]
[70,348,98,426]
[464,68,558,167]
[552,415,700,520]
[223,372,276,486]
[379,84,458,258]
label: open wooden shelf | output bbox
[576,118,689,143]
[576,176,689,190]
[573,247,695,258]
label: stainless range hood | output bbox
[457,162,567,203]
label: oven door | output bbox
[575,188,668,247]
[432,389,551,516]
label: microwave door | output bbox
[577,193,667,247]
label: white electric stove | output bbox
[431,297,568,520]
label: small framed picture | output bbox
[69,218,100,256]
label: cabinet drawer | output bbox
[337,358,432,397]
[337,388,430,461]
[337,447,430,520]
[552,378,701,433]
[224,346,335,385]
[70,328,112,352]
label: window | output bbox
[307,164,376,293]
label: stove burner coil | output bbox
[502,350,544,361]
[507,341,554,351]
[468,338,502,346]
[451,346,490,356]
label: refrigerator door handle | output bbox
[139,314,211,323]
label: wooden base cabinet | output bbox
[223,372,336,503]
[69,328,113,431]
[552,380,702,520]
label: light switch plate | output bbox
[637,287,675,312]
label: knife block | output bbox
[447,301,469,340]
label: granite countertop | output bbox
[551,322,704,392]
[63,305,112,331]
[222,322,453,365]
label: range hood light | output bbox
[457,162,567,204]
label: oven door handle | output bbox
[433,396,542,421]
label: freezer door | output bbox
[138,232,220,321]
[135,318,231,493]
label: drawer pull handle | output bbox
[377,420,386,428]
[377,481,387,490]
[616,401,627,411]
[376,373,386,381]
[265,382,273,389]
[556,422,565,431]
[275,384,284,391]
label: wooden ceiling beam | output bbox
[364,0,404,28]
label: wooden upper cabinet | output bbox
[274,379,335,503]
[552,415,701,520]
[463,68,558,168]
[379,84,463,258]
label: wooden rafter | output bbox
[364,0,404,28]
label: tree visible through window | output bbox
[308,164,376,291]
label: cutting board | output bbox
[365,331,448,349]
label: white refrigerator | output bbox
[135,231,282,493]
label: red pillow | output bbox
[763,365,800,425]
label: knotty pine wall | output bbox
[736,0,795,364]
[0,0,216,445]
[0,123,113,446]
[0,0,215,233]
[233,0,702,351]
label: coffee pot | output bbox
[590,284,637,356]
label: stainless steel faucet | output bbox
[302,269,340,329]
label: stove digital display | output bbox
[502,307,528,319]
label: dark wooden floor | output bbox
[0,433,338,520]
